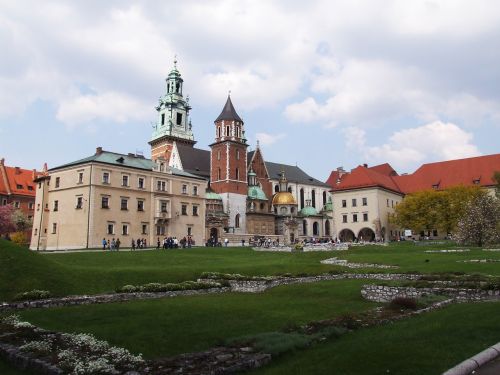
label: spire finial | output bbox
[228,90,231,97]
[256,140,260,148]
[174,54,177,68]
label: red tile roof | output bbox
[329,154,500,195]
[0,160,39,198]
[394,154,500,194]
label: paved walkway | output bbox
[476,357,500,374]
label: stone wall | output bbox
[361,285,500,303]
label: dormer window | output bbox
[472,176,481,185]
[16,184,23,189]
[432,183,439,190]
[116,157,125,164]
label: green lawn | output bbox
[18,279,376,358]
[250,302,500,375]
[2,239,499,301]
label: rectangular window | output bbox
[353,214,358,223]
[137,200,144,211]
[391,200,394,208]
[161,113,165,125]
[192,205,199,216]
[122,224,129,236]
[53,200,58,211]
[181,204,187,215]
[142,224,148,235]
[102,196,109,209]
[193,185,198,196]
[362,197,367,206]
[433,229,438,237]
[342,200,347,208]
[176,112,182,125]
[107,223,114,235]
[78,172,84,184]
[187,227,192,236]
[182,184,187,194]
[16,184,23,189]
[236,149,240,160]
[120,198,128,210]
[352,198,357,207]
[138,177,145,189]
[363,213,368,222]
[28,186,33,191]
[14,201,20,208]
[52,223,57,234]
[156,225,166,236]
[387,199,389,207]
[55,177,60,188]
[342,214,347,223]
[2,199,7,205]
[160,201,168,213]
[29,202,34,210]
[76,196,83,209]
[102,172,110,184]
[122,175,129,187]
[157,180,166,191]
[37,203,40,211]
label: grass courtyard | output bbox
[1,239,499,374]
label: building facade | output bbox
[30,148,206,250]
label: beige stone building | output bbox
[30,148,206,250]
[327,154,500,242]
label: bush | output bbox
[10,231,27,246]
[116,280,223,294]
[389,297,418,310]
[13,289,51,301]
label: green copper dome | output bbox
[300,205,318,217]
[206,191,223,200]
[322,197,333,212]
[248,186,267,200]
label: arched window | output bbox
[235,214,240,228]
[311,189,316,208]
[300,188,305,209]
[325,220,331,236]
[226,126,230,136]
[313,222,319,236]
[302,220,307,236]
[323,191,327,206]
[176,82,180,93]
[260,202,265,210]
[236,149,240,160]
[217,168,221,180]
[217,127,221,138]
[274,185,279,193]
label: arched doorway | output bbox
[313,222,319,236]
[339,228,355,242]
[358,227,375,242]
[325,220,330,236]
[210,228,218,245]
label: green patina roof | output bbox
[50,150,205,180]
[322,197,333,212]
[206,191,223,200]
[248,186,267,200]
[300,205,318,217]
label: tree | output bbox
[493,171,500,198]
[392,186,484,236]
[11,209,33,232]
[0,205,16,235]
[454,194,500,246]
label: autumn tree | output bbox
[454,194,500,246]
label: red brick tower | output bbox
[210,95,248,232]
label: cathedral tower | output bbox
[149,59,195,162]
[210,95,248,233]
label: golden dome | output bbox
[272,192,297,205]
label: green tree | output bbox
[392,186,484,236]
[454,194,500,246]
[493,171,500,198]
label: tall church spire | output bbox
[149,59,195,160]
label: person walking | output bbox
[116,238,121,251]
[224,238,229,247]
[102,238,107,250]
[131,238,136,251]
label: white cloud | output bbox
[56,91,150,126]
[254,132,286,146]
[345,121,481,171]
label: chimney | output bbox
[43,163,48,173]
[0,158,4,166]
[15,167,21,175]
[32,169,36,180]
[96,147,103,155]
[363,163,368,168]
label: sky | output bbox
[1,0,499,181]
